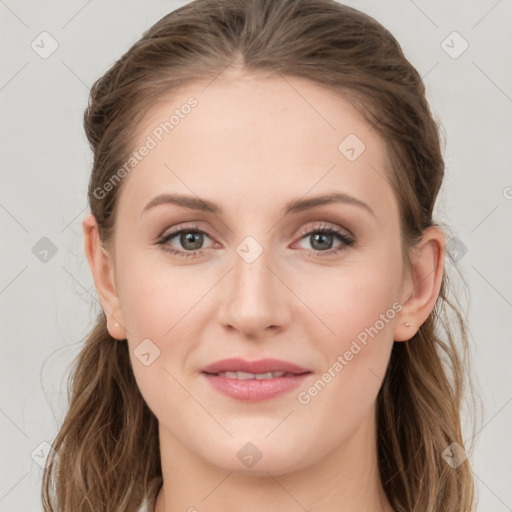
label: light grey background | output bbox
[1,1,511,510]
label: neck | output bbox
[154,406,393,512]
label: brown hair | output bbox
[42,1,476,510]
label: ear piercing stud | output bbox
[403,322,411,327]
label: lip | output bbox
[201,357,310,375]
[201,358,311,402]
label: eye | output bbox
[156,226,217,258]
[155,223,355,259]
[293,224,355,257]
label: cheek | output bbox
[117,263,202,421]
[114,253,204,384]
[116,250,205,338]
[299,242,402,344]
[294,248,401,417]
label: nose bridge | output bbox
[217,237,289,336]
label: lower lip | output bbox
[202,372,311,402]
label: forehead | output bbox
[117,72,396,222]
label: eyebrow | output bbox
[142,192,375,217]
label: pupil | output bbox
[311,233,332,251]
[181,231,203,250]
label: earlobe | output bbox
[394,226,445,342]
[82,213,127,340]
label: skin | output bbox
[83,69,444,512]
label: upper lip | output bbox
[201,358,311,375]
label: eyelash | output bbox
[155,224,355,259]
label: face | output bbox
[101,71,411,475]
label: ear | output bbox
[82,213,127,340]
[394,226,445,342]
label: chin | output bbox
[197,436,318,477]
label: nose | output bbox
[216,245,291,339]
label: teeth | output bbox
[255,372,277,380]
[217,371,287,380]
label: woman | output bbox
[42,0,475,510]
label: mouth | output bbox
[209,370,303,380]
[201,358,312,401]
